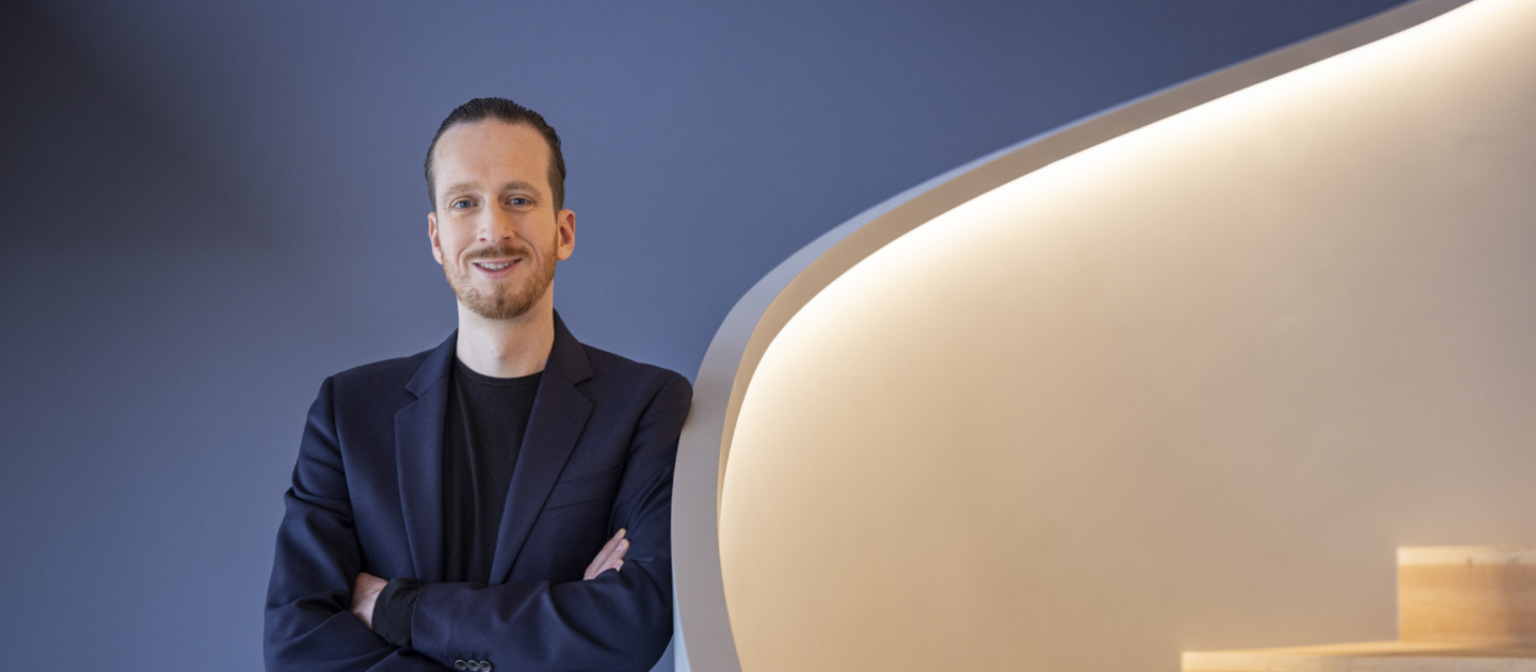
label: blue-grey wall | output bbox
[0,1,1405,669]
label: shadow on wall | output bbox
[0,4,377,670]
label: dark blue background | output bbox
[0,1,1404,669]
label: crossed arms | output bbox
[264,373,689,672]
[348,529,633,629]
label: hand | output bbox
[583,528,629,580]
[350,571,388,630]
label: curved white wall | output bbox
[678,1,1536,670]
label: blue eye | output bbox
[452,199,473,209]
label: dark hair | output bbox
[424,97,567,211]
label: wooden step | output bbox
[1400,545,1536,645]
[1183,641,1536,672]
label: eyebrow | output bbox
[442,180,545,197]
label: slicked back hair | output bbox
[425,97,567,211]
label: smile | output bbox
[473,260,517,271]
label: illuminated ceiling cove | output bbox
[674,1,1536,670]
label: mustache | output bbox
[462,242,531,262]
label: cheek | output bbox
[435,228,473,261]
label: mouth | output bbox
[470,258,521,276]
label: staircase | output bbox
[1183,544,1536,672]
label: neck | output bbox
[454,292,556,379]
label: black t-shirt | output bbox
[441,359,541,583]
[373,359,541,649]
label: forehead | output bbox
[432,120,552,193]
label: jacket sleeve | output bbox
[407,373,691,672]
[264,377,448,672]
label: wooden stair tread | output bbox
[1398,544,1536,646]
[1184,641,1536,672]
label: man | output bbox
[264,98,691,672]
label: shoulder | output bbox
[576,344,693,424]
[579,343,692,400]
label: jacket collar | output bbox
[403,310,591,398]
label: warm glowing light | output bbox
[717,1,1536,671]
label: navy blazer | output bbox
[264,315,691,671]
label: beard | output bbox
[441,237,558,321]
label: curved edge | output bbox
[670,1,1475,670]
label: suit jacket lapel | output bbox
[488,312,594,583]
[394,332,456,583]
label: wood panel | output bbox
[1400,545,1536,645]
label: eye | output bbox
[451,199,474,209]
[509,196,533,206]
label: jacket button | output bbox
[454,660,467,671]
[480,662,493,672]
[467,662,481,671]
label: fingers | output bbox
[604,537,630,574]
[583,529,628,580]
[583,529,624,580]
[583,530,620,580]
[349,572,386,629]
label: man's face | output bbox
[428,119,575,321]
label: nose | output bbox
[478,205,516,244]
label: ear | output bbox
[428,211,444,265]
[555,208,576,261]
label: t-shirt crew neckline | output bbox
[452,358,544,388]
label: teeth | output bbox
[475,262,512,271]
